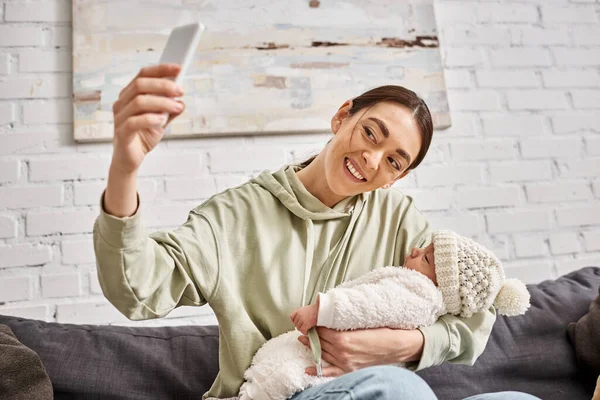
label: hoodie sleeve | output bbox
[317,269,444,331]
[411,307,497,370]
[93,192,219,320]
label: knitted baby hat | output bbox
[433,230,530,318]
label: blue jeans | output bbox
[289,366,540,400]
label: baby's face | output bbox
[404,243,437,285]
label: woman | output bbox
[94,64,537,400]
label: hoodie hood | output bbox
[251,165,363,221]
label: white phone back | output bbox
[159,22,205,86]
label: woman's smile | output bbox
[344,157,367,182]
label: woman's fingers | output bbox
[137,63,181,79]
[114,94,183,128]
[164,99,186,127]
[313,334,337,355]
[298,334,343,365]
[115,77,183,115]
[305,364,345,378]
[320,348,344,370]
[115,113,167,138]
[299,334,346,377]
[119,63,181,99]
[299,330,355,373]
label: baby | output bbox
[239,230,531,400]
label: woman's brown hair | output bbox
[300,85,434,171]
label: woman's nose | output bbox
[363,151,383,170]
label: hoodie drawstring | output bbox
[303,200,366,377]
[301,219,314,307]
[302,219,323,376]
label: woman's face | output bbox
[323,100,423,198]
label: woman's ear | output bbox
[382,169,411,189]
[331,99,353,135]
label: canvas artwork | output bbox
[72,0,450,142]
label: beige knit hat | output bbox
[433,230,530,318]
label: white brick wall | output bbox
[0,26,45,46]
[0,159,19,183]
[514,234,547,258]
[0,243,52,268]
[489,161,552,182]
[553,48,600,66]
[0,276,32,302]
[513,27,570,46]
[4,0,71,22]
[0,215,17,239]
[0,102,14,124]
[541,5,598,24]
[549,232,581,255]
[584,231,600,252]
[486,210,553,234]
[0,0,599,326]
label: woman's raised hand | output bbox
[103,64,186,218]
[111,63,186,174]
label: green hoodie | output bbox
[93,165,495,399]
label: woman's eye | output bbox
[364,126,376,142]
[388,157,401,171]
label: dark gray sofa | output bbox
[1,267,599,400]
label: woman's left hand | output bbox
[298,327,424,377]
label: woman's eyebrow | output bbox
[367,117,412,165]
[367,117,390,138]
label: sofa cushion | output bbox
[0,317,220,400]
[0,324,53,400]
[567,282,600,376]
[0,266,598,400]
[418,266,600,400]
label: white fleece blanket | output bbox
[239,267,446,400]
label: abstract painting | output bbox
[72,0,450,142]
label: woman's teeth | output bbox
[346,159,365,181]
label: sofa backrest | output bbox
[418,266,600,400]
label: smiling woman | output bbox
[95,64,513,400]
[297,85,433,207]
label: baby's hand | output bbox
[290,303,318,335]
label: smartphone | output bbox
[158,22,205,127]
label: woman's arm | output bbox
[94,196,219,320]
[414,306,496,370]
[299,308,496,377]
[105,63,185,217]
[94,63,218,320]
